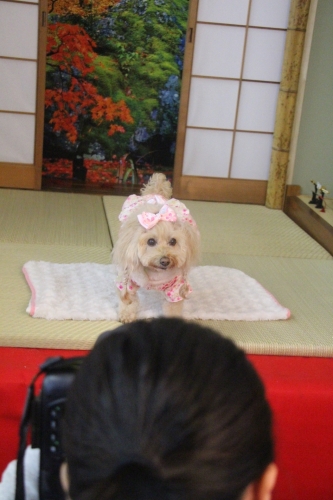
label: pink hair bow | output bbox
[137,204,177,229]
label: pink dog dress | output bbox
[116,273,192,303]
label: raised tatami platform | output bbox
[1,188,332,356]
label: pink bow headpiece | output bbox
[137,204,177,229]
[119,193,197,228]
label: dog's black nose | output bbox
[160,257,170,268]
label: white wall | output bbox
[291,0,333,196]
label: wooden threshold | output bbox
[174,176,267,204]
[284,195,333,256]
[41,176,141,196]
[0,164,40,190]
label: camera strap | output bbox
[15,356,84,500]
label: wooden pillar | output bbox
[265,0,311,209]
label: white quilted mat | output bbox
[22,262,290,321]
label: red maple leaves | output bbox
[45,24,133,143]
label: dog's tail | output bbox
[140,173,172,199]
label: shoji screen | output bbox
[0,0,46,189]
[174,0,292,203]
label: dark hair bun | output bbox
[98,463,172,500]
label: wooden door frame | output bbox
[173,0,312,205]
[0,0,47,190]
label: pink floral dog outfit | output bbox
[116,273,191,303]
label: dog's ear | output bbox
[111,218,145,274]
[183,224,201,269]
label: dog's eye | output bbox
[147,238,157,247]
[169,238,177,246]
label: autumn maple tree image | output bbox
[43,0,189,187]
[45,23,133,145]
[48,0,118,17]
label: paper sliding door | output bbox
[0,0,47,190]
[173,0,292,204]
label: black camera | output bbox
[16,357,84,500]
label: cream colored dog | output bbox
[112,173,200,323]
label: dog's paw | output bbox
[163,300,184,318]
[119,311,137,323]
[118,301,138,323]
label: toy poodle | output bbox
[112,173,200,323]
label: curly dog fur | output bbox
[112,174,200,323]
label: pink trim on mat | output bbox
[22,265,36,317]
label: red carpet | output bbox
[0,347,332,500]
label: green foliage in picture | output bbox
[43,0,189,183]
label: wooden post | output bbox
[265,0,311,209]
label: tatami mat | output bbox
[0,243,120,349]
[103,196,332,259]
[1,190,332,355]
[103,195,125,245]
[199,254,333,356]
[0,189,111,248]
[1,242,332,355]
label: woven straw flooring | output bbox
[0,187,332,355]
[103,196,332,259]
[0,189,111,247]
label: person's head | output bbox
[61,318,277,500]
